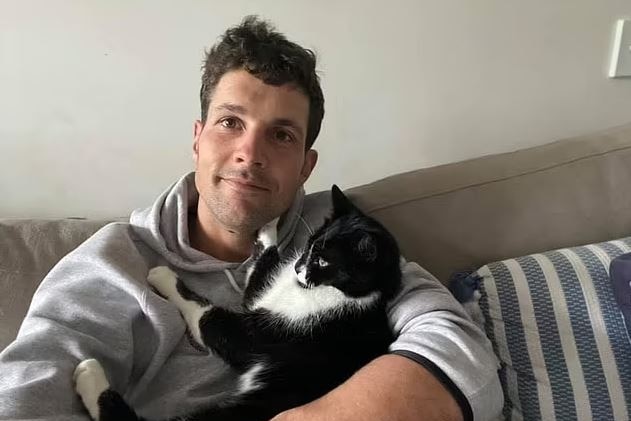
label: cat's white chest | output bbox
[249,258,378,326]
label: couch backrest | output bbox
[349,122,631,282]
[0,219,112,350]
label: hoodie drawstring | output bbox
[224,269,243,294]
[298,215,314,236]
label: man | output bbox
[0,16,502,420]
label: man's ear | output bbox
[299,149,318,185]
[193,120,204,163]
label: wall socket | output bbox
[609,19,631,78]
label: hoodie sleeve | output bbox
[0,224,146,420]
[387,259,503,421]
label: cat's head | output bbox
[294,185,402,301]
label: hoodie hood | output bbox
[130,172,305,273]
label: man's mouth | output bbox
[222,178,269,192]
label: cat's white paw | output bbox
[148,266,210,347]
[258,217,279,249]
[147,266,178,299]
[74,359,110,420]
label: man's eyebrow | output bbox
[214,103,247,114]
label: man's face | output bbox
[193,69,318,233]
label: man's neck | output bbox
[188,206,255,263]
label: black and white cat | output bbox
[74,185,403,421]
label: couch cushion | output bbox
[0,219,113,350]
[348,122,631,282]
[474,237,631,420]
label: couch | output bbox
[2,122,631,420]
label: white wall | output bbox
[1,0,630,218]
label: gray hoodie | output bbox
[0,172,502,420]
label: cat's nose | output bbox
[294,260,304,276]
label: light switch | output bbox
[609,19,631,78]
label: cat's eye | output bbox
[316,257,329,268]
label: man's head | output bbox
[200,16,324,150]
[193,16,323,236]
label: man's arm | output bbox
[272,354,463,421]
[274,259,503,421]
[0,225,143,420]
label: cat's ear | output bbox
[331,184,355,216]
[357,233,377,262]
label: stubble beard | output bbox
[203,190,278,234]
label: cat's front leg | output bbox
[244,217,282,304]
[248,216,279,263]
[247,218,278,262]
[147,266,212,348]
[258,217,279,249]
[198,307,257,371]
[74,359,144,421]
[74,359,110,420]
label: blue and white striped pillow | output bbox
[475,238,631,421]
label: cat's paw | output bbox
[147,266,178,299]
[251,238,265,260]
[257,217,279,249]
[74,359,110,420]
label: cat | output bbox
[74,185,403,421]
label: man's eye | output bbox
[220,118,239,129]
[273,129,294,143]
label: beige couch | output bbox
[2,121,631,352]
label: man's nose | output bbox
[234,129,267,168]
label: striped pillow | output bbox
[475,238,631,421]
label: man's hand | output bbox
[270,354,464,421]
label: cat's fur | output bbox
[74,185,403,421]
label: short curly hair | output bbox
[200,16,325,150]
